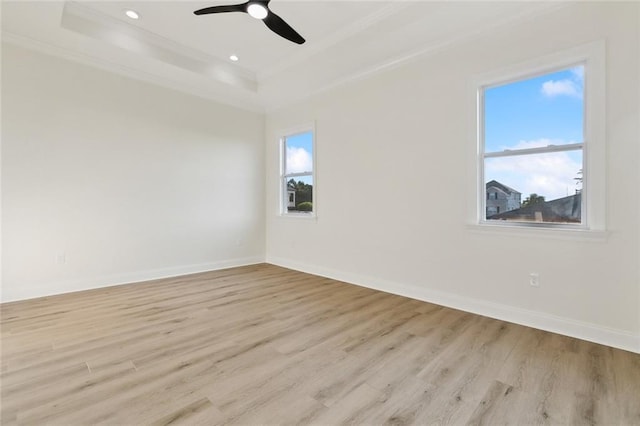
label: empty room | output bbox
[1,1,639,424]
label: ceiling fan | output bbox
[194,0,305,45]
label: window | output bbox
[281,129,314,215]
[481,64,585,225]
[472,42,606,235]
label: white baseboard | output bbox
[267,256,640,354]
[1,255,265,303]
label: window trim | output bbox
[468,40,606,236]
[279,123,316,218]
[480,62,586,228]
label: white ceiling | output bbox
[2,1,564,111]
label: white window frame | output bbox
[279,124,316,218]
[468,41,607,239]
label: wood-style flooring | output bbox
[1,263,639,425]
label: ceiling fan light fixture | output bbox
[247,3,268,20]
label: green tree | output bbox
[522,193,545,207]
[287,179,313,210]
[297,202,313,211]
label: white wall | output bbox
[266,3,640,352]
[1,44,265,302]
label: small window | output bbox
[281,129,314,215]
[481,65,585,225]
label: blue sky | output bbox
[484,65,584,200]
[285,131,313,185]
[286,131,313,162]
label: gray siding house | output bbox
[486,180,521,216]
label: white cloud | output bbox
[501,138,580,151]
[541,65,584,99]
[486,139,582,200]
[541,79,582,98]
[509,138,553,150]
[571,65,584,82]
[286,146,312,174]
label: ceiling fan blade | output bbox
[263,10,305,44]
[194,3,247,15]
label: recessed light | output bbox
[247,3,268,20]
[125,10,140,20]
[229,55,239,62]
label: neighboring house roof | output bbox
[486,180,521,195]
[488,193,581,223]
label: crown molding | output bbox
[257,2,413,82]
[3,1,573,115]
[263,2,571,112]
[1,31,265,113]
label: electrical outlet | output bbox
[529,273,539,287]
[56,253,66,265]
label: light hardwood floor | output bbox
[1,264,639,425]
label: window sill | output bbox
[466,223,608,242]
[278,213,317,221]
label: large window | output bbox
[481,65,585,225]
[281,129,314,215]
[473,42,606,234]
